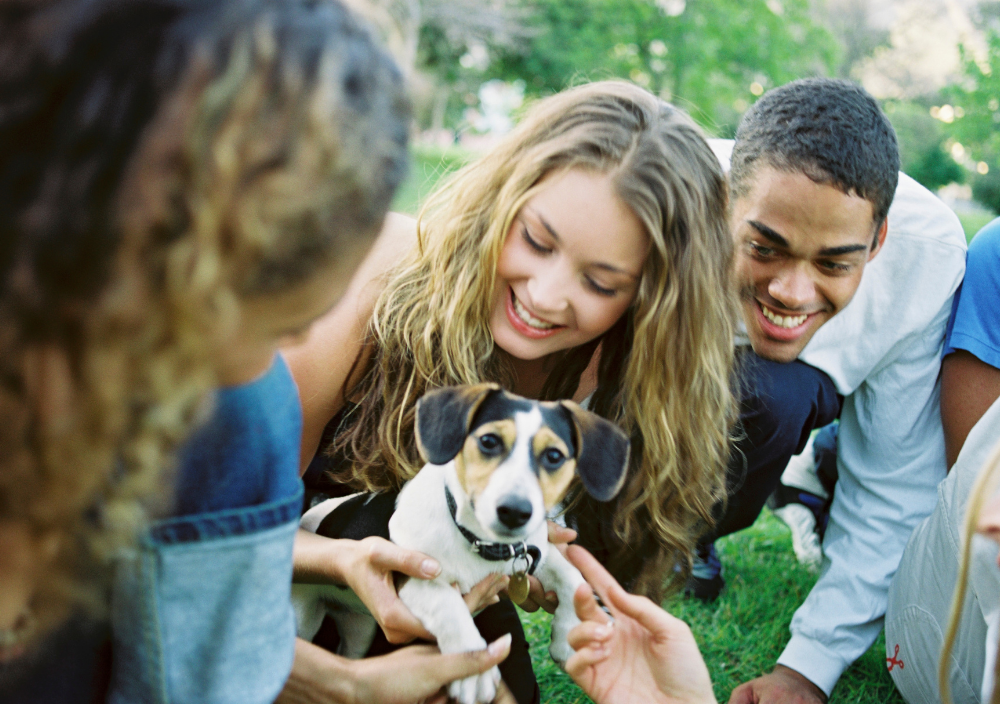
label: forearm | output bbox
[277,638,356,704]
[941,351,1000,467]
[293,529,351,584]
[781,374,947,693]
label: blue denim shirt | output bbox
[109,354,303,704]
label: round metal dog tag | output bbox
[508,572,530,604]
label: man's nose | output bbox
[768,264,816,310]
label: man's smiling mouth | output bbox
[758,302,807,329]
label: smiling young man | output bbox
[700,78,968,703]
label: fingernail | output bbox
[595,625,612,639]
[488,633,512,657]
[422,559,440,577]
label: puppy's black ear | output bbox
[559,401,630,502]
[415,384,500,465]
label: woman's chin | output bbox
[491,326,556,362]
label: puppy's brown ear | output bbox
[559,401,630,502]
[415,384,500,465]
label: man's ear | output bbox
[868,218,889,262]
[414,384,500,465]
[559,401,630,502]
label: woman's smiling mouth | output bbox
[506,288,565,339]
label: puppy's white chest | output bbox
[388,462,548,592]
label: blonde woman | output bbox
[285,80,739,702]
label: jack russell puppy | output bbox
[292,383,630,704]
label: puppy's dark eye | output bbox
[477,433,503,456]
[540,448,565,471]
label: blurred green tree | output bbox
[485,0,839,135]
[885,101,964,191]
[415,0,533,130]
[941,4,1000,210]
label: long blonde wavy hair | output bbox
[0,0,408,645]
[941,437,1000,704]
[336,80,738,597]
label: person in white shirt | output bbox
[886,399,1000,704]
[701,78,967,703]
[882,218,1000,704]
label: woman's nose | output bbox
[525,267,569,314]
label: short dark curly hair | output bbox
[730,78,900,230]
[0,0,410,644]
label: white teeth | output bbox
[513,294,556,330]
[760,304,807,329]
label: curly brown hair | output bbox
[0,0,409,644]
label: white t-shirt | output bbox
[945,399,1000,702]
[711,139,968,694]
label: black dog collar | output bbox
[444,486,541,574]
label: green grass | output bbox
[958,209,997,243]
[521,511,905,704]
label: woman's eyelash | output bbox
[586,278,617,296]
[521,226,550,253]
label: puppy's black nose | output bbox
[496,497,533,529]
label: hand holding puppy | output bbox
[293,530,508,644]
[279,634,513,704]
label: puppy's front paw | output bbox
[548,637,574,669]
[548,608,582,669]
[447,667,499,704]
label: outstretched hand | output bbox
[564,545,717,704]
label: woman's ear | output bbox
[414,383,500,465]
[559,401,630,502]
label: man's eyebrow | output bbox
[817,243,869,256]
[749,220,869,257]
[748,220,788,248]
